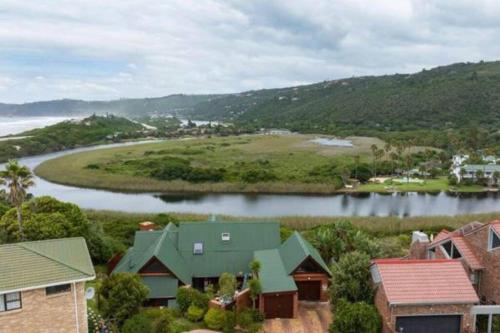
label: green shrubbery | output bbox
[176,287,210,314]
[204,308,226,330]
[186,305,205,322]
[0,196,114,263]
[329,299,381,333]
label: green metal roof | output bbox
[279,231,332,276]
[113,221,330,299]
[0,237,95,293]
[141,276,178,298]
[254,249,297,293]
[178,221,280,277]
[113,226,192,284]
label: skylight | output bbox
[193,242,203,255]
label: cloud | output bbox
[0,0,499,103]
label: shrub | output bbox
[236,309,254,329]
[98,273,149,326]
[330,251,373,305]
[151,310,175,333]
[223,310,236,333]
[329,299,381,333]
[204,308,226,330]
[219,272,237,302]
[122,313,152,333]
[186,305,205,322]
[176,287,209,314]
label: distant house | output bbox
[0,238,95,333]
[112,219,331,319]
[459,164,500,184]
[453,154,470,167]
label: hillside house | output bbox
[454,164,500,184]
[0,238,95,333]
[111,219,331,319]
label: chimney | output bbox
[409,231,430,260]
[139,221,156,231]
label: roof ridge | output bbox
[293,231,310,255]
[20,240,94,277]
[374,259,458,265]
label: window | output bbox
[428,248,436,259]
[193,242,203,255]
[221,232,230,241]
[489,229,500,251]
[440,241,462,259]
[46,284,71,296]
[0,292,22,312]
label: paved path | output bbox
[264,302,331,333]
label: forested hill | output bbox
[0,94,221,117]
[186,61,500,132]
[2,61,500,133]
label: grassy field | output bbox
[356,176,485,193]
[86,209,500,238]
[35,134,387,193]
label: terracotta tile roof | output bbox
[491,221,500,236]
[373,259,479,305]
[430,230,451,246]
[450,236,484,270]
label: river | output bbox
[1,141,499,217]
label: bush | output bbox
[223,310,236,333]
[151,310,175,333]
[98,273,149,326]
[176,287,209,314]
[186,305,205,322]
[204,308,226,330]
[329,299,381,333]
[0,196,112,263]
[239,168,278,183]
[122,313,152,333]
[330,251,373,305]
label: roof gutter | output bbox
[0,275,95,295]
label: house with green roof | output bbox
[0,237,95,333]
[112,219,332,318]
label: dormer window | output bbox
[440,240,462,259]
[193,242,203,255]
[221,233,230,241]
[489,229,500,251]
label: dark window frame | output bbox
[490,229,500,250]
[46,284,72,296]
[0,292,22,312]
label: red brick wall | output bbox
[408,241,429,260]
[464,226,500,304]
[374,285,394,333]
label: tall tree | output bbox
[0,160,34,240]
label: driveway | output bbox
[264,302,331,333]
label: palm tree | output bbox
[0,160,35,240]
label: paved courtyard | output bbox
[263,302,331,333]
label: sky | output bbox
[1,0,500,104]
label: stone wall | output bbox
[0,282,87,333]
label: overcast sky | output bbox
[1,0,500,104]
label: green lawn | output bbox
[356,177,485,193]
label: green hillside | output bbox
[0,115,145,162]
[186,61,500,133]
